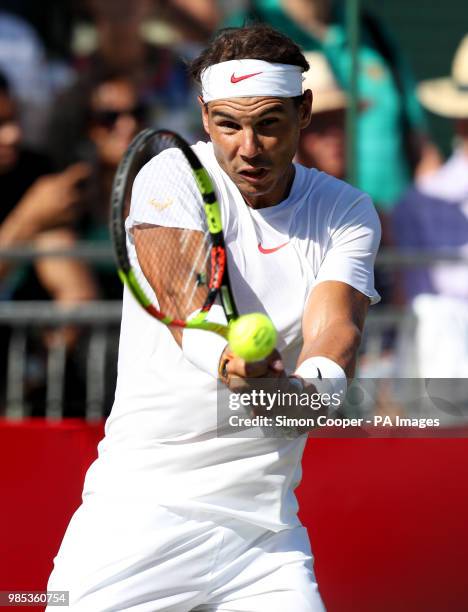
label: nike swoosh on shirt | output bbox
[230,72,263,83]
[258,241,290,254]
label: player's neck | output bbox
[243,165,296,210]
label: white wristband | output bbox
[182,305,228,379]
[295,356,347,406]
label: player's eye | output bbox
[217,121,240,130]
[258,118,279,127]
[221,121,240,130]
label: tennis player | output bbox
[47,24,380,611]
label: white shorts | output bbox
[47,497,325,611]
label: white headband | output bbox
[201,59,304,102]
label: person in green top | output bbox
[224,0,440,212]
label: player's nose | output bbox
[238,127,262,158]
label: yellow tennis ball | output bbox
[228,313,277,362]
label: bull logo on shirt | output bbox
[149,198,174,211]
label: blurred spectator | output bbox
[0,11,73,149]
[0,72,94,295]
[151,0,253,41]
[152,0,221,43]
[393,35,468,377]
[296,51,347,179]
[80,0,163,85]
[49,0,196,166]
[75,72,147,299]
[84,0,197,133]
[0,71,147,414]
[225,0,441,212]
[0,73,98,414]
[0,0,74,59]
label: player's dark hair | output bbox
[189,25,309,87]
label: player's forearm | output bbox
[297,320,363,379]
[270,322,362,434]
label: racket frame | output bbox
[110,128,238,339]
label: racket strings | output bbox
[127,146,215,323]
[132,225,212,322]
[112,128,237,338]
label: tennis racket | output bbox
[110,128,275,355]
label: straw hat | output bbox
[417,34,468,118]
[303,52,347,113]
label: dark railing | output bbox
[0,244,465,420]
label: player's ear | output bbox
[198,96,210,136]
[299,90,313,130]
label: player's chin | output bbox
[236,174,275,198]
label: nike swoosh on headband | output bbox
[231,72,263,84]
[258,241,290,254]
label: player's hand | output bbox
[220,346,287,393]
[17,162,91,231]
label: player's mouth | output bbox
[238,167,269,184]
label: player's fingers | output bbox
[265,349,285,376]
[227,356,267,379]
[226,374,251,394]
[246,355,279,377]
[226,349,284,379]
[226,356,260,379]
[227,360,284,383]
[244,349,284,378]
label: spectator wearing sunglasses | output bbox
[0,71,97,415]
[47,0,195,168]
[86,74,147,170]
[74,72,148,300]
[17,72,151,416]
[0,70,96,299]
